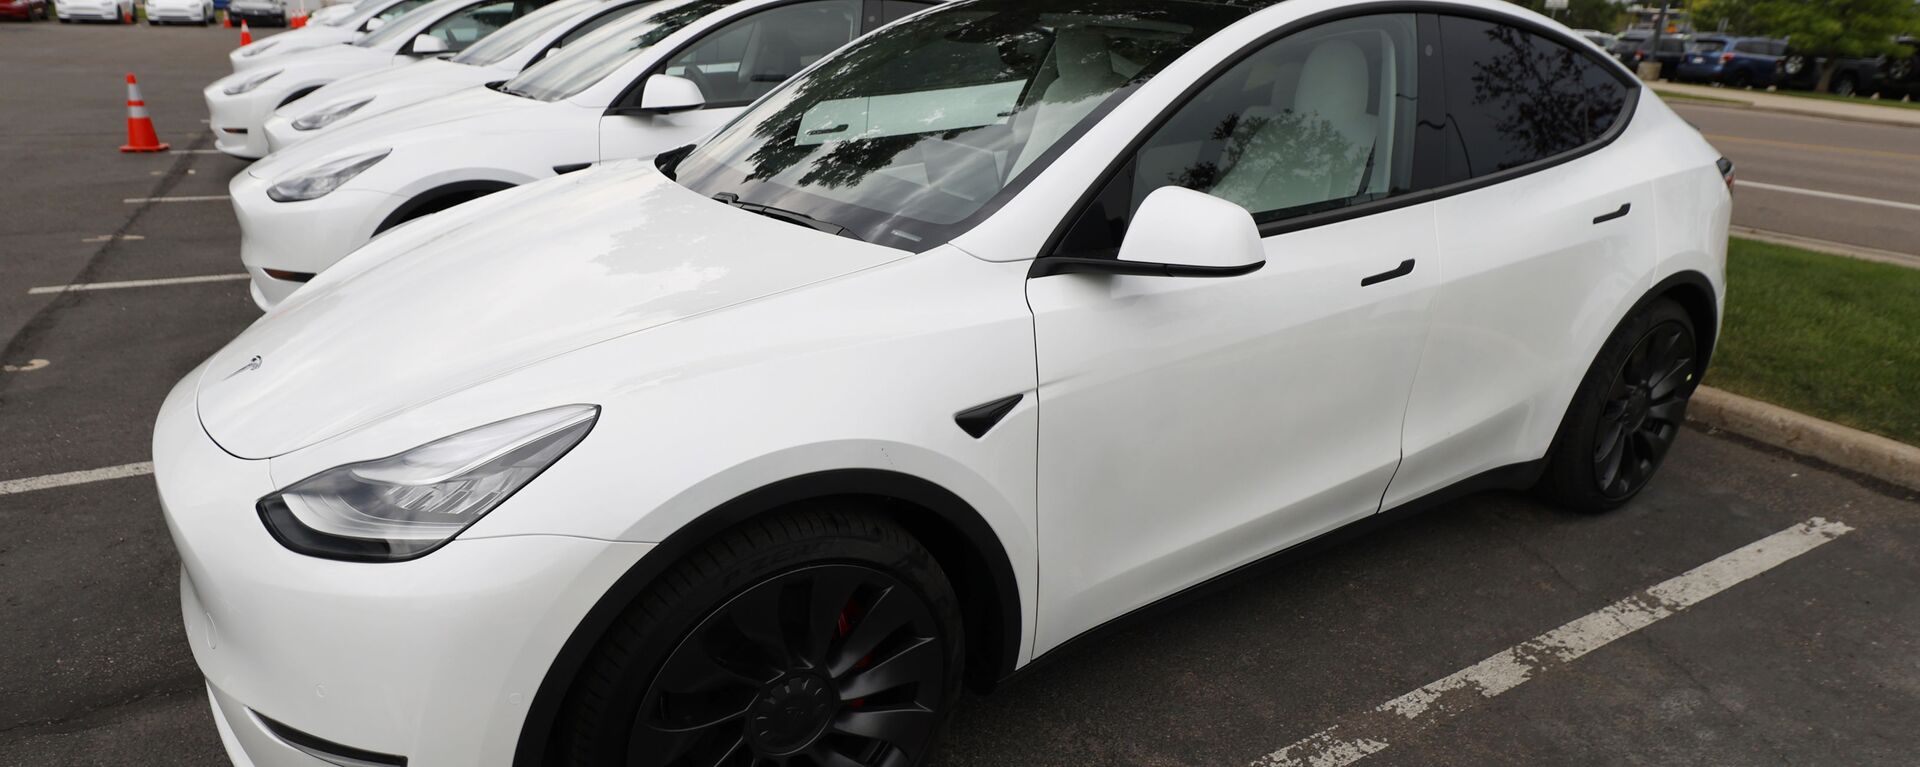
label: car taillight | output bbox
[1718,157,1735,194]
[1721,52,1735,64]
[1635,51,1646,61]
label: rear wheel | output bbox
[1537,298,1699,513]
[1832,74,1859,97]
[563,507,964,767]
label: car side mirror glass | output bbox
[637,74,706,114]
[1033,187,1266,279]
[410,34,449,55]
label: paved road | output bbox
[1671,102,1920,257]
[3,22,1919,767]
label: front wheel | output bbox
[563,507,965,767]
[1832,75,1859,97]
[1537,298,1699,513]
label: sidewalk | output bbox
[1653,81,1920,129]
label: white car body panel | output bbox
[159,0,1731,764]
[261,0,650,151]
[231,0,848,310]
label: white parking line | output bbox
[122,195,230,204]
[81,234,146,243]
[169,149,225,155]
[0,463,154,497]
[28,274,249,295]
[1736,180,1920,213]
[2,359,50,373]
[1252,516,1854,767]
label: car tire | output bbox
[561,506,965,767]
[1536,298,1699,514]
[1729,72,1752,89]
[1832,75,1858,97]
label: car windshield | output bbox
[671,0,1259,251]
[499,0,734,101]
[355,0,444,47]
[452,0,603,65]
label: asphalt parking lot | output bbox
[3,21,1919,767]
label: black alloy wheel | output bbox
[1538,298,1699,513]
[634,564,948,767]
[1591,318,1696,500]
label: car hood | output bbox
[249,85,536,179]
[275,58,501,122]
[196,160,910,459]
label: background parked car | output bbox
[146,0,215,24]
[1574,28,1616,51]
[1776,48,1883,96]
[1878,35,1918,99]
[227,0,288,25]
[1611,28,1650,64]
[1628,33,1691,80]
[1677,35,1784,88]
[0,0,52,21]
[56,0,134,22]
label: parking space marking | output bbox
[2,359,51,373]
[28,274,249,295]
[0,463,155,497]
[1251,517,1854,767]
[169,149,225,155]
[81,234,147,243]
[1735,180,1920,213]
[122,195,229,203]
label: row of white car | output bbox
[48,0,349,26]
[166,0,1733,765]
[207,0,905,307]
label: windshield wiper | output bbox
[712,193,862,241]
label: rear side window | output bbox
[1437,16,1629,181]
[1692,39,1727,53]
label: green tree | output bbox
[1693,0,1920,91]
[1507,0,1629,32]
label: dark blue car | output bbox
[1677,36,1786,88]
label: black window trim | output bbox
[1033,1,1640,270]
[606,0,867,115]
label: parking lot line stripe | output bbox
[1251,517,1854,767]
[1735,180,1920,213]
[168,149,225,155]
[28,274,249,294]
[0,463,154,497]
[121,195,230,203]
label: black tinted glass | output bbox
[1439,16,1628,180]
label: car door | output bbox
[1386,15,1651,510]
[1025,14,1441,651]
[598,0,862,162]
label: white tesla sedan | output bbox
[54,0,132,22]
[228,0,432,72]
[205,0,546,160]
[260,0,656,153]
[231,0,907,309]
[158,0,1731,765]
[145,0,214,24]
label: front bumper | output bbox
[227,5,285,23]
[230,170,400,310]
[260,113,303,154]
[204,81,285,159]
[148,3,208,21]
[155,369,656,766]
[58,3,123,19]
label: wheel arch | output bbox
[374,179,518,235]
[1648,269,1720,376]
[510,469,1024,767]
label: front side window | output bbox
[452,0,599,65]
[1057,13,1419,258]
[356,0,444,47]
[421,0,532,52]
[671,0,1260,250]
[660,0,859,107]
[500,0,736,102]
[1437,15,1630,181]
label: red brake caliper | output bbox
[836,599,873,708]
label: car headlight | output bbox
[242,40,279,57]
[221,68,282,95]
[291,97,373,131]
[267,148,391,202]
[258,405,599,561]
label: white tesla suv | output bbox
[157,0,1731,765]
[205,0,550,160]
[228,0,434,72]
[259,0,660,153]
[230,0,920,309]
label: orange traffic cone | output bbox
[289,12,304,27]
[222,11,230,27]
[119,73,170,153]
[239,20,251,46]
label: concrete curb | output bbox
[1688,386,1920,493]
[1732,227,1920,271]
